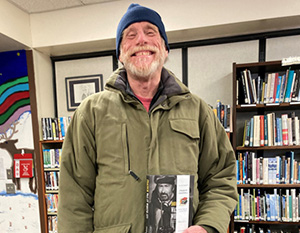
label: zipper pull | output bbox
[129,170,140,181]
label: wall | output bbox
[29,0,300,56]
[0,0,31,48]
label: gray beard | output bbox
[124,57,161,79]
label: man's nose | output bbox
[136,32,148,46]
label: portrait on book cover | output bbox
[148,175,177,233]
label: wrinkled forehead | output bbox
[122,21,159,35]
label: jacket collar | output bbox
[105,67,191,111]
[106,67,190,96]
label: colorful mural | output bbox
[0,50,40,233]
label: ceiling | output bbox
[6,0,121,14]
[1,0,123,54]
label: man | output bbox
[58,3,238,233]
[149,176,177,233]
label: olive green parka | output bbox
[57,67,238,233]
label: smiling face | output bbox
[119,21,168,79]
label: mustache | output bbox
[127,45,159,56]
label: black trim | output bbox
[259,38,266,62]
[169,28,300,49]
[112,53,118,70]
[182,47,188,86]
[51,59,58,117]
[51,50,116,62]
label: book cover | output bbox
[146,175,194,233]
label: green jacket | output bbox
[57,67,238,233]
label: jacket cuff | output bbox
[200,225,218,233]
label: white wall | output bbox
[29,0,300,56]
[0,0,31,47]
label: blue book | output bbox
[266,193,271,221]
[282,195,286,221]
[275,75,282,103]
[284,69,295,102]
[245,120,251,147]
[250,117,254,147]
[244,152,248,183]
[60,117,66,138]
[264,115,268,146]
[269,194,276,221]
[236,160,240,184]
[277,118,282,146]
[284,159,288,184]
[242,160,245,184]
[279,74,286,103]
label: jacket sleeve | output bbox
[57,108,97,233]
[193,103,238,233]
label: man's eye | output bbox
[127,33,136,38]
[147,31,155,36]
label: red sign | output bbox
[14,153,33,178]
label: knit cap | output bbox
[116,3,170,59]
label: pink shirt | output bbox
[135,94,152,112]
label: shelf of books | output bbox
[39,116,71,233]
[232,61,300,233]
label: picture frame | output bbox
[65,74,103,111]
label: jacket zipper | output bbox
[125,127,140,181]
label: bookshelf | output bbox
[231,61,300,233]
[39,140,63,233]
[38,116,71,233]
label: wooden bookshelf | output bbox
[231,61,300,233]
[39,140,63,233]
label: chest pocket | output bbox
[157,119,200,173]
[169,119,200,140]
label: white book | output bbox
[295,116,300,145]
[286,189,290,222]
[267,113,275,146]
[252,154,256,184]
[281,114,289,146]
[263,158,269,184]
[287,118,293,146]
[241,188,245,219]
[274,189,279,221]
[291,189,296,222]
[243,70,251,104]
[253,115,261,147]
[296,197,299,221]
[276,156,281,184]
[266,73,272,104]
[269,73,276,103]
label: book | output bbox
[291,70,300,101]
[284,69,295,102]
[281,114,289,146]
[253,115,261,147]
[146,175,194,233]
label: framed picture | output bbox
[65,74,103,111]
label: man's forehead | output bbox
[124,21,159,32]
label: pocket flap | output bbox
[93,224,131,233]
[169,119,199,139]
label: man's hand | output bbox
[182,225,208,233]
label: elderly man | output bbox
[58,3,237,233]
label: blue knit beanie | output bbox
[116,3,170,59]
